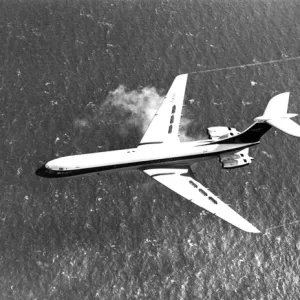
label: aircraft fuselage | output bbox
[36,140,257,178]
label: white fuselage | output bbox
[40,140,256,178]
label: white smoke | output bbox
[179,117,194,142]
[103,84,195,141]
[104,85,163,132]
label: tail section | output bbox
[258,92,290,119]
[267,118,300,137]
[217,92,300,144]
[254,92,300,137]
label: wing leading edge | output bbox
[143,167,260,233]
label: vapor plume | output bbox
[103,85,194,141]
[104,85,163,132]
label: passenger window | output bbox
[243,159,247,163]
[172,105,176,113]
[168,125,173,134]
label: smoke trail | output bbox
[104,85,163,133]
[264,219,300,233]
[192,55,300,74]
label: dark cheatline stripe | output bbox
[210,122,271,145]
[150,172,175,177]
[139,142,163,146]
[35,143,255,179]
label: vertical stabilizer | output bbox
[262,92,290,118]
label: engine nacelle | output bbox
[221,158,252,169]
[220,148,253,169]
[207,126,239,140]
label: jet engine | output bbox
[207,126,240,140]
[219,148,253,169]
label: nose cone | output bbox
[35,163,56,178]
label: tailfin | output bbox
[254,92,300,137]
[217,92,300,144]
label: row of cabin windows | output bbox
[189,180,218,204]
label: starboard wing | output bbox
[143,167,260,233]
[139,74,188,146]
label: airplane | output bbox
[36,74,300,233]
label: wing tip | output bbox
[243,225,261,234]
[176,73,188,80]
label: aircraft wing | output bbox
[143,167,260,233]
[139,74,188,145]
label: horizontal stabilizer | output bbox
[253,92,300,137]
[267,118,300,137]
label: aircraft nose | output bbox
[35,163,55,178]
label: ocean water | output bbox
[1,0,300,299]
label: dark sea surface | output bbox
[1,0,300,299]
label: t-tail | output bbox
[220,92,300,144]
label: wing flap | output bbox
[143,168,260,233]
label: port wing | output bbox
[139,74,188,145]
[143,167,260,233]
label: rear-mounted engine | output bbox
[219,148,253,169]
[220,157,252,169]
[207,126,239,140]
